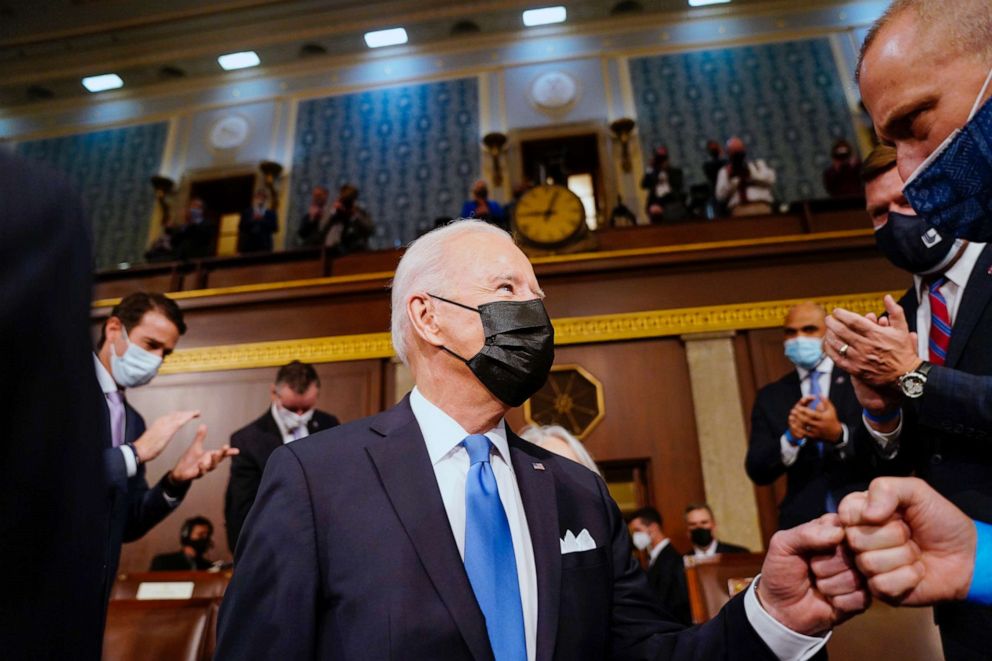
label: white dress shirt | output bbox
[867,242,986,454]
[692,539,719,558]
[779,356,849,467]
[409,387,825,660]
[94,354,138,478]
[409,387,539,661]
[648,537,671,568]
[715,159,777,208]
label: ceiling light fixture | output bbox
[522,6,567,27]
[81,73,123,93]
[218,51,261,71]
[364,27,408,48]
[688,0,731,6]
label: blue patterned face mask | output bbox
[903,67,992,242]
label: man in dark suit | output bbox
[827,143,992,659]
[683,503,750,558]
[95,292,237,602]
[224,360,339,551]
[237,189,279,253]
[0,151,107,658]
[150,516,216,571]
[217,220,869,660]
[641,146,687,223]
[628,507,691,626]
[746,302,877,530]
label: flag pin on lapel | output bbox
[532,462,545,471]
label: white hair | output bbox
[518,424,602,476]
[389,219,513,365]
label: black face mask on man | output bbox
[690,528,714,548]
[187,537,211,556]
[875,210,965,275]
[429,294,555,407]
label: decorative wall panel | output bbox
[629,38,857,202]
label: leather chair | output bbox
[110,570,232,601]
[103,598,214,661]
[684,552,765,623]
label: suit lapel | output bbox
[946,245,992,367]
[509,436,560,661]
[365,400,493,661]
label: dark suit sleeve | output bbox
[265,210,279,234]
[593,478,777,660]
[122,470,186,543]
[104,446,129,493]
[149,554,167,571]
[224,431,264,552]
[216,446,319,660]
[745,388,790,486]
[915,366,992,438]
[655,553,692,627]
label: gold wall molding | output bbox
[159,290,898,374]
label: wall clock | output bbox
[529,71,579,114]
[209,115,250,150]
[513,184,587,249]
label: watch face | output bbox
[514,185,586,246]
[900,373,926,398]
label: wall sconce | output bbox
[609,118,636,173]
[149,175,175,226]
[259,160,284,209]
[481,132,508,186]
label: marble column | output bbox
[682,331,763,551]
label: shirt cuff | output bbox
[780,433,800,467]
[967,521,992,605]
[744,576,830,661]
[120,445,138,478]
[863,412,902,459]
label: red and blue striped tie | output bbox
[928,277,952,366]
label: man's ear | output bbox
[407,293,445,349]
[104,316,123,348]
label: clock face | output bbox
[209,115,250,150]
[514,184,586,246]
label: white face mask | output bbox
[110,327,163,388]
[631,531,652,551]
[277,403,315,431]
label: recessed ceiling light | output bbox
[364,27,408,48]
[218,51,261,71]
[688,0,731,6]
[82,73,123,93]
[522,6,567,27]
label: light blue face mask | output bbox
[903,67,992,243]
[110,327,163,388]
[784,336,824,370]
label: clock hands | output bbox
[543,191,560,222]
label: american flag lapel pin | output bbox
[533,462,545,471]
[987,265,992,275]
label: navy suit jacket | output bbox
[0,151,108,659]
[891,243,992,522]
[237,208,278,253]
[216,397,781,660]
[745,366,883,530]
[224,408,339,551]
[101,398,187,601]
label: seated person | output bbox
[460,179,505,228]
[822,139,863,199]
[683,503,749,558]
[518,424,600,475]
[150,516,216,571]
[628,506,692,626]
[237,189,278,253]
[640,146,687,223]
[715,137,776,216]
[299,184,374,254]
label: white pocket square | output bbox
[560,528,597,554]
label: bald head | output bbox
[858,0,992,180]
[784,302,827,340]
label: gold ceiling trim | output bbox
[93,229,872,309]
[158,290,897,374]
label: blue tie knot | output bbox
[463,434,492,465]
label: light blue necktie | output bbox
[809,372,837,513]
[462,434,526,661]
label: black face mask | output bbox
[430,294,555,407]
[690,528,713,548]
[875,211,963,274]
[186,537,211,556]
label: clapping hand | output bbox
[169,424,239,483]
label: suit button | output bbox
[932,454,943,465]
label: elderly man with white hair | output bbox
[519,425,601,476]
[216,219,868,661]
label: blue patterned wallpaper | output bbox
[630,38,857,202]
[289,77,479,248]
[16,122,168,269]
